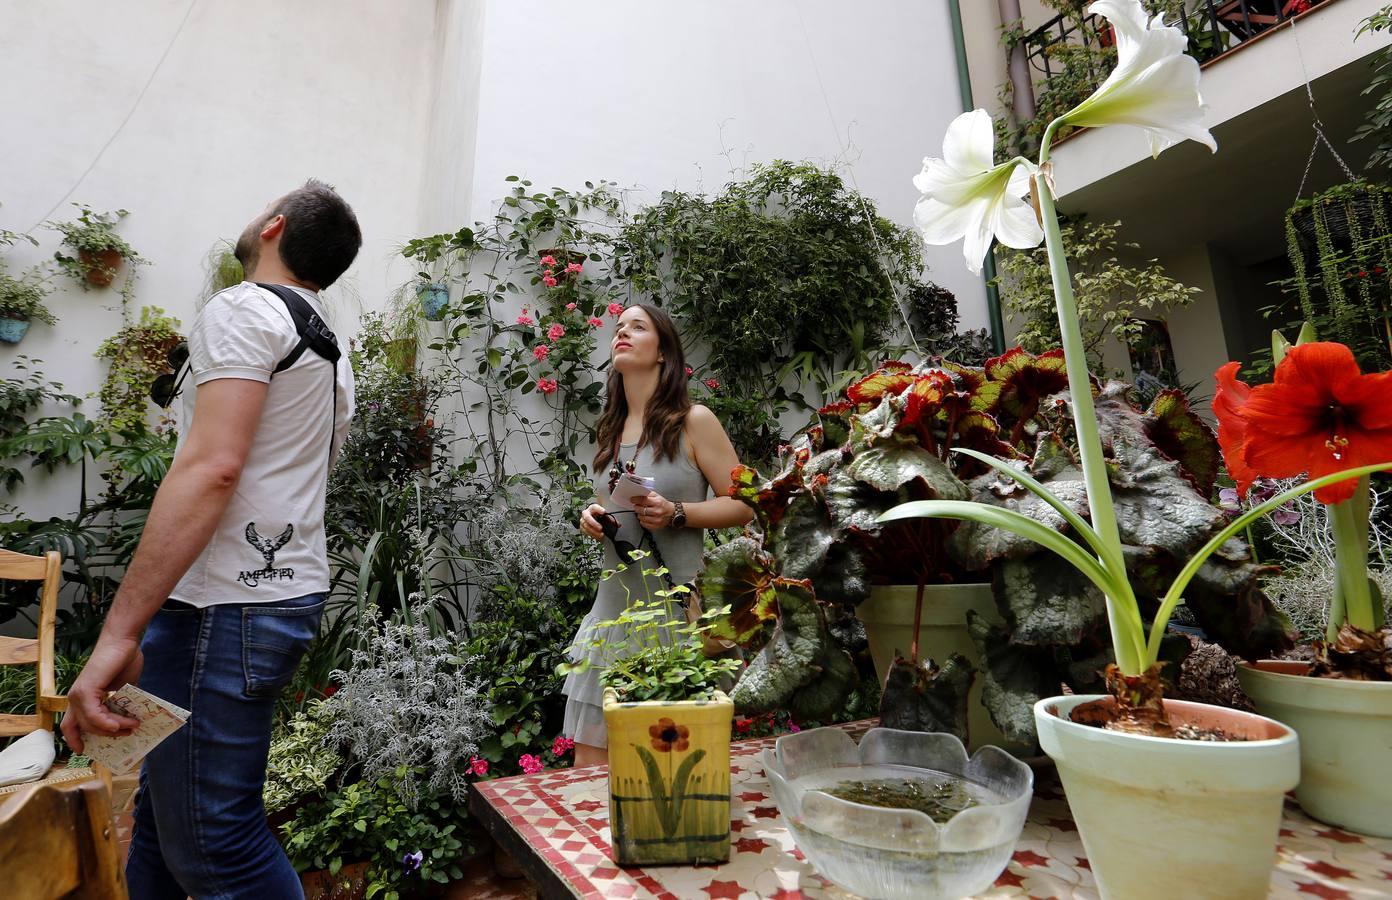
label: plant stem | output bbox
[1037,122,1145,674]
[1330,480,1375,636]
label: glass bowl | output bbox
[762,727,1033,899]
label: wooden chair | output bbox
[0,775,128,898]
[0,548,67,737]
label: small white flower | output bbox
[913,109,1043,275]
[1059,0,1217,158]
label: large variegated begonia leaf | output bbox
[731,578,858,721]
[966,610,1057,747]
[995,553,1107,646]
[694,536,782,645]
[877,653,975,741]
[1144,388,1220,498]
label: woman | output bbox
[563,303,752,768]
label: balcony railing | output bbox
[1023,0,1327,90]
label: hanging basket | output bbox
[1288,182,1392,257]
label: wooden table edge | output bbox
[468,781,587,900]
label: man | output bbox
[62,180,360,898]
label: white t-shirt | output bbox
[169,282,355,607]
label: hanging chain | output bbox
[1291,10,1358,201]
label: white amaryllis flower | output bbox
[913,109,1042,275]
[1059,0,1217,157]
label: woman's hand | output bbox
[633,491,676,530]
[579,503,608,540]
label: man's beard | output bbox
[233,220,262,273]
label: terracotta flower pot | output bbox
[300,860,369,900]
[602,687,732,866]
[1034,694,1299,900]
[79,248,123,287]
[1238,660,1392,837]
[856,583,1027,754]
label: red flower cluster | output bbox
[1214,343,1392,505]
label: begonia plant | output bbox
[886,0,1391,730]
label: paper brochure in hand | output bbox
[608,473,656,511]
[82,684,190,775]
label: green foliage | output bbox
[0,265,55,325]
[994,218,1199,375]
[264,700,343,815]
[616,160,926,464]
[204,240,245,294]
[94,306,183,432]
[280,770,473,900]
[0,358,80,491]
[1276,182,1392,375]
[48,204,144,297]
[1353,6,1392,173]
[562,550,740,704]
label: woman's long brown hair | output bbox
[593,303,691,472]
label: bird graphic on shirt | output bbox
[244,523,294,568]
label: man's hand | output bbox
[60,636,144,754]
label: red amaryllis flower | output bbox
[1214,343,1392,504]
[648,717,690,752]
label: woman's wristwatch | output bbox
[670,500,687,528]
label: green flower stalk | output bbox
[900,0,1392,681]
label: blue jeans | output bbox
[126,593,325,899]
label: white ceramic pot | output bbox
[1034,694,1299,900]
[1238,661,1392,837]
[857,583,1025,753]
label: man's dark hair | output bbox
[269,179,362,289]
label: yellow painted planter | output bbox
[602,688,733,866]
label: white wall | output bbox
[466,0,988,331]
[0,0,456,519]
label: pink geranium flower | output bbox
[468,756,489,777]
[607,302,624,317]
[684,366,694,377]
[552,735,575,756]
[548,323,566,341]
[566,302,577,310]
[537,377,558,394]
[532,344,550,361]
[704,378,720,390]
[540,255,557,267]
[516,314,535,326]
[542,275,559,288]
[588,316,603,327]
[519,753,545,774]
[565,262,583,274]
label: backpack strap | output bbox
[254,282,342,372]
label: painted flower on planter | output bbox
[537,377,558,395]
[648,717,690,753]
[912,109,1042,274]
[1056,0,1217,158]
[1214,344,1392,505]
[519,753,545,774]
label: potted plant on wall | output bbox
[49,204,141,289]
[0,266,56,343]
[563,549,740,866]
[401,226,476,322]
[890,2,1391,895]
[1218,324,1392,838]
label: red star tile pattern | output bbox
[703,879,745,898]
[733,837,770,854]
[1303,860,1355,880]
[466,718,1392,900]
[995,869,1026,887]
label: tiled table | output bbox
[469,722,1392,899]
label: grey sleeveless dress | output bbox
[561,436,710,748]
